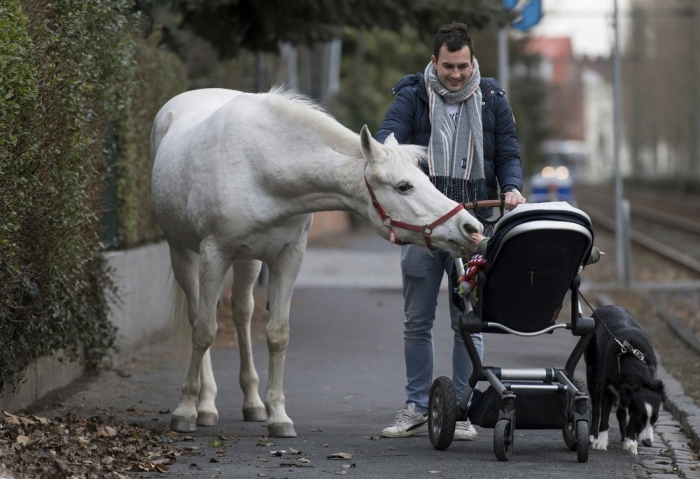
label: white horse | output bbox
[150,87,483,437]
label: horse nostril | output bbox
[463,223,479,236]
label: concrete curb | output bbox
[0,351,83,413]
[1,241,174,414]
[656,361,700,446]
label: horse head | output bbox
[359,125,483,257]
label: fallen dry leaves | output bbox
[0,410,187,478]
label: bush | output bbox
[111,29,187,247]
[0,0,183,390]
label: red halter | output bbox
[363,167,465,250]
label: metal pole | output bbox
[497,26,509,96]
[613,0,630,286]
[687,1,699,176]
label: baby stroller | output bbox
[428,201,595,462]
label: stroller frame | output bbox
[428,201,596,462]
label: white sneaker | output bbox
[453,419,478,441]
[380,403,428,438]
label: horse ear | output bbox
[384,133,399,146]
[360,125,378,163]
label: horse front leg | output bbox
[264,237,308,438]
[171,238,229,432]
[196,348,218,426]
[232,260,267,421]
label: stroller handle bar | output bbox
[462,199,505,212]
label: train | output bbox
[528,140,587,206]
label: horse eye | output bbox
[396,182,413,193]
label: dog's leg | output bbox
[616,406,628,441]
[589,391,601,444]
[622,420,638,455]
[592,391,614,450]
[585,337,600,444]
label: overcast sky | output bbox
[528,0,631,58]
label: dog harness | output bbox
[616,339,645,374]
[579,293,647,374]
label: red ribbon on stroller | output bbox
[460,254,487,289]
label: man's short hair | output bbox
[433,22,475,59]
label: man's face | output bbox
[431,45,473,92]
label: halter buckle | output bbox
[423,225,433,235]
[383,216,392,227]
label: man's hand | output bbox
[503,190,526,210]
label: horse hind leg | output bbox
[231,260,267,422]
[169,240,228,432]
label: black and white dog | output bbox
[584,305,666,455]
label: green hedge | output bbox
[112,31,188,247]
[0,0,186,391]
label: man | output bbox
[375,22,525,440]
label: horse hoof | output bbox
[243,407,267,422]
[170,416,197,432]
[268,423,297,438]
[196,412,218,427]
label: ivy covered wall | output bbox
[0,0,186,390]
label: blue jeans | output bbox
[400,244,484,415]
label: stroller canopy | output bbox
[481,202,594,332]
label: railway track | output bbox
[574,184,700,276]
[572,183,700,402]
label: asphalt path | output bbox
[29,230,657,478]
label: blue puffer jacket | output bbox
[375,73,523,201]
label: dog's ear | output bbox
[618,383,638,408]
[651,379,667,401]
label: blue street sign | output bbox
[503,0,542,31]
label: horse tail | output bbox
[150,109,174,165]
[166,268,193,374]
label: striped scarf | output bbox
[425,59,486,203]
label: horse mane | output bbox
[264,86,360,156]
[263,86,427,167]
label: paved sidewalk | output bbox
[23,229,700,478]
[297,232,700,478]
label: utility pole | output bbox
[630,7,644,174]
[613,0,631,286]
[498,25,509,97]
[500,0,542,96]
[687,1,699,177]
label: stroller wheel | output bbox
[576,420,589,463]
[494,418,513,461]
[562,378,589,451]
[428,376,457,450]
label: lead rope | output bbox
[579,292,646,374]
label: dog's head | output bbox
[619,379,666,447]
